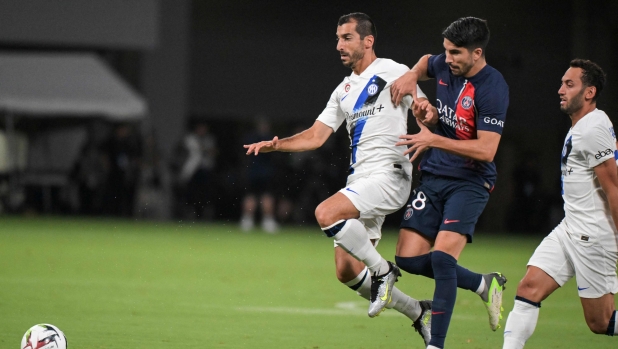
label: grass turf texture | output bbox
[0,216,615,348]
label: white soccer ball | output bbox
[21,324,67,349]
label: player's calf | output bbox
[582,305,617,335]
[603,310,617,336]
[503,296,541,349]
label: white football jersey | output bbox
[561,108,618,251]
[317,58,426,179]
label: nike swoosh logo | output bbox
[444,219,460,224]
[380,283,390,301]
[439,79,448,86]
[341,94,348,101]
[578,286,589,291]
[345,188,359,195]
[432,311,445,315]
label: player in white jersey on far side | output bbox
[503,59,618,348]
[244,12,434,346]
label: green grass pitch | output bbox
[0,216,615,348]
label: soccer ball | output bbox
[21,324,67,349]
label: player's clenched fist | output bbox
[244,136,279,155]
[390,69,419,107]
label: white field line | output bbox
[235,301,481,321]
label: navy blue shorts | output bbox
[400,172,490,242]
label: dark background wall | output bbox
[188,0,618,230]
[0,0,160,49]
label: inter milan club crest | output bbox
[404,207,413,220]
[461,96,473,109]
[367,83,378,96]
[344,83,351,92]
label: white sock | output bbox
[427,346,441,349]
[330,219,389,274]
[475,276,486,295]
[387,287,421,321]
[345,267,420,321]
[344,267,371,300]
[503,299,540,349]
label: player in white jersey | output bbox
[503,59,618,349]
[244,12,433,346]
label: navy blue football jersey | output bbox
[420,53,509,190]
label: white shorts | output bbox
[528,220,618,298]
[336,168,411,242]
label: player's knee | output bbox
[395,254,433,277]
[516,277,543,303]
[314,203,334,227]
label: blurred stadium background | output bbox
[0,0,617,348]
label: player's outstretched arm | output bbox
[244,120,333,156]
[595,158,618,231]
[397,127,501,163]
[430,130,501,162]
[391,54,432,107]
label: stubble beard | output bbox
[560,89,585,115]
[450,60,473,77]
[342,49,365,70]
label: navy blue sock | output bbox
[396,254,482,291]
[429,251,458,349]
[395,254,434,278]
[455,264,482,291]
[607,310,616,336]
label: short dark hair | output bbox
[569,58,606,102]
[338,12,377,40]
[442,17,490,55]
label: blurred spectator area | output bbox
[0,53,147,213]
[1,0,616,231]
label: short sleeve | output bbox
[427,54,446,79]
[475,76,509,134]
[404,84,428,109]
[416,84,427,100]
[583,119,617,168]
[316,88,345,132]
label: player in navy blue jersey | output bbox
[389,17,509,349]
